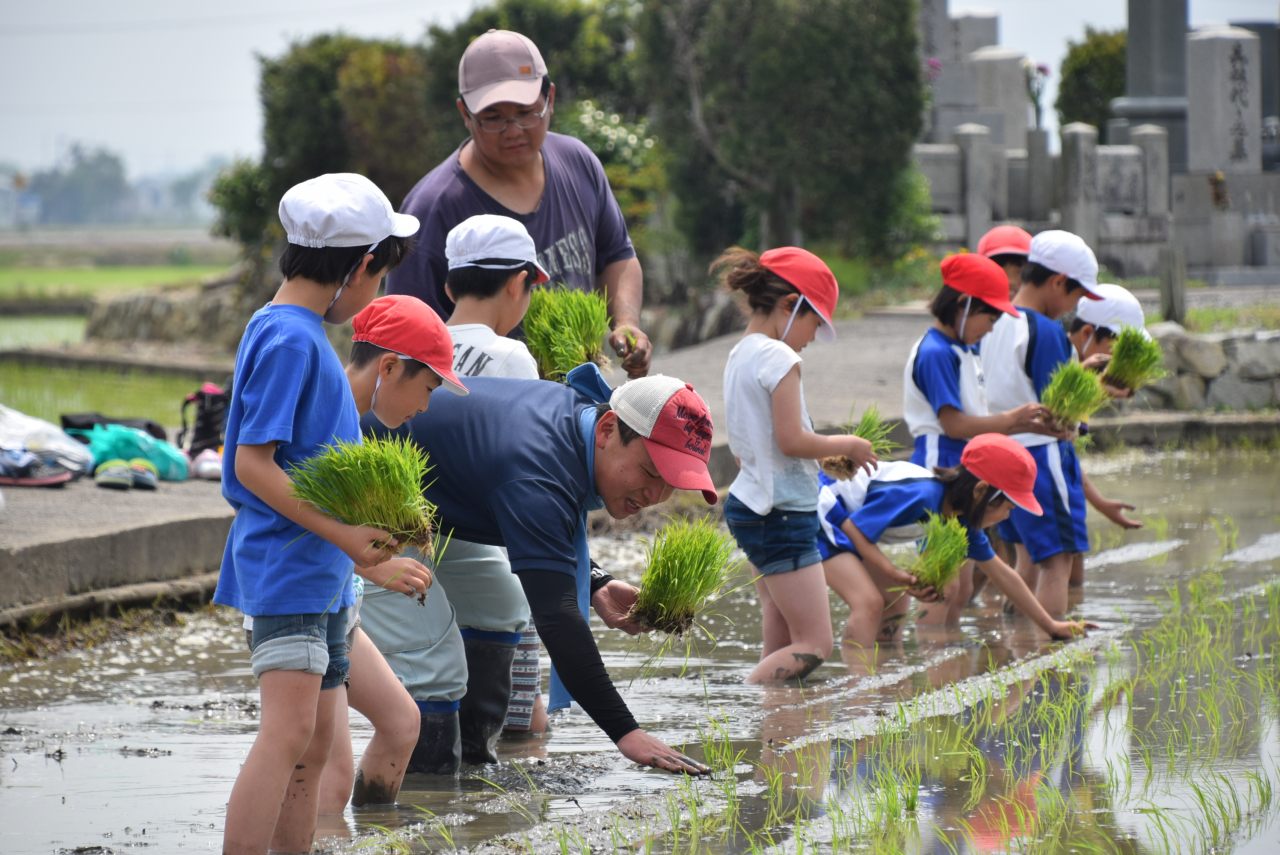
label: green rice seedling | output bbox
[288,435,437,560]
[523,285,612,381]
[821,402,901,480]
[627,517,741,635]
[1040,360,1111,431]
[907,512,969,593]
[1102,325,1167,391]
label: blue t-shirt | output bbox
[821,471,994,562]
[912,327,967,414]
[386,133,637,318]
[214,304,360,617]
[1023,308,1075,398]
[364,377,596,577]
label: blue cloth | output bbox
[816,473,994,562]
[911,327,968,414]
[215,304,359,617]
[724,493,822,575]
[1022,308,1076,399]
[387,133,637,318]
[909,434,968,470]
[1005,442,1089,563]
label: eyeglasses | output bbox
[469,102,549,133]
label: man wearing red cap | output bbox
[386,29,652,378]
[359,365,715,776]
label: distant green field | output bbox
[0,363,200,427]
[0,265,229,300]
[0,316,86,350]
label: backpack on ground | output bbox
[177,382,230,456]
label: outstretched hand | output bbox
[617,729,709,775]
[1048,619,1098,640]
[592,580,645,635]
[1097,498,1142,529]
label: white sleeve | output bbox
[493,343,540,380]
[754,340,802,393]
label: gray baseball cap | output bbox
[459,30,548,113]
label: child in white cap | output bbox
[215,173,433,855]
[981,231,1138,623]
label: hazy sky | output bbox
[2,0,1278,178]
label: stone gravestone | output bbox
[1158,245,1187,325]
[954,123,992,249]
[1230,22,1279,119]
[1060,123,1100,249]
[1187,26,1262,174]
[1097,146,1144,214]
[917,0,951,64]
[1111,0,1188,174]
[971,46,1029,148]
[1131,124,1170,214]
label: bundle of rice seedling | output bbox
[908,512,969,592]
[627,517,741,635]
[1101,326,1167,391]
[523,285,612,381]
[1040,361,1111,431]
[821,403,901,480]
[288,435,436,557]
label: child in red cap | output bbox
[318,294,469,816]
[715,246,876,683]
[817,434,1091,661]
[901,252,1061,623]
[977,225,1033,300]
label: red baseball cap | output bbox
[941,253,1020,317]
[977,225,1032,259]
[351,296,469,396]
[759,247,838,343]
[610,375,717,504]
[960,434,1042,515]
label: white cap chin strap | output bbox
[781,295,808,341]
[957,294,972,341]
[327,239,383,312]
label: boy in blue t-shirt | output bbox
[215,173,431,855]
[981,230,1135,619]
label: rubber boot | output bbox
[459,634,518,765]
[407,709,461,775]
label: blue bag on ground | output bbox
[67,424,189,481]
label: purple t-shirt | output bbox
[386,132,636,318]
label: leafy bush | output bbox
[207,158,272,246]
[1055,27,1126,140]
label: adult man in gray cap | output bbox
[387,29,651,378]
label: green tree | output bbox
[1055,27,1126,140]
[636,0,924,259]
[30,144,130,224]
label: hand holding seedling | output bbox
[333,524,400,568]
[1008,403,1070,439]
[617,729,710,775]
[839,435,878,477]
[1048,618,1097,639]
[592,580,646,635]
[608,324,652,379]
[359,556,433,602]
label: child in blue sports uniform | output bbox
[981,231,1137,619]
[818,434,1091,649]
[215,174,435,855]
[904,252,1059,619]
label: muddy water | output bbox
[2,450,1280,854]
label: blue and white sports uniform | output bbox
[903,327,989,469]
[982,309,1089,562]
[815,460,996,562]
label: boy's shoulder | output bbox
[238,305,330,367]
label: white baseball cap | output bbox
[459,30,548,114]
[1027,230,1103,299]
[1075,283,1147,334]
[280,173,419,249]
[445,214,550,284]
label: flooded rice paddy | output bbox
[3,449,1280,854]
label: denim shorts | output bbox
[244,608,349,690]
[723,493,822,576]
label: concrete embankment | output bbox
[0,479,231,623]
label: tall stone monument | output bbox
[1187,27,1262,174]
[1112,0,1188,174]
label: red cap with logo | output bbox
[977,225,1033,259]
[609,375,717,504]
[941,253,1020,317]
[759,247,839,343]
[351,295,469,396]
[960,434,1042,515]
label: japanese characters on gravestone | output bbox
[1187,26,1261,174]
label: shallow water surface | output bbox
[2,450,1280,853]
